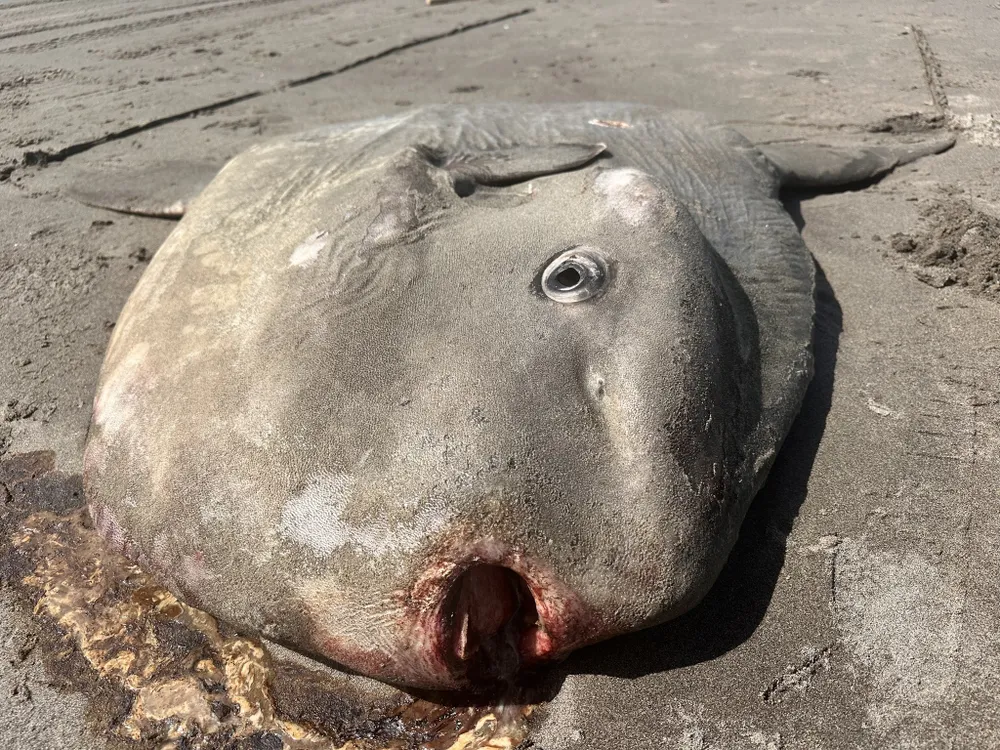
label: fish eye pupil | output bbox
[539,246,608,304]
[553,265,583,290]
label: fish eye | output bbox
[540,247,608,303]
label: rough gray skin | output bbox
[82,103,951,691]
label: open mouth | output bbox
[442,564,552,685]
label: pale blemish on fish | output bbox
[280,470,453,558]
[189,282,240,314]
[289,230,330,267]
[601,348,657,499]
[594,168,677,227]
[93,342,151,436]
[588,118,632,129]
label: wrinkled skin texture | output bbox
[84,104,816,691]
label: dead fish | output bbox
[80,103,952,691]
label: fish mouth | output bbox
[437,563,556,687]
[406,545,599,691]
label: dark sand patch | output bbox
[889,198,1000,295]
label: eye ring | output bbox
[540,247,608,303]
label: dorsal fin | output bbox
[759,136,955,189]
[444,142,607,187]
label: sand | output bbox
[2,1,999,748]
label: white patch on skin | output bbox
[362,198,415,248]
[595,167,644,193]
[93,342,150,435]
[588,118,632,129]
[280,469,452,557]
[602,351,653,488]
[593,168,674,227]
[289,230,329,267]
[189,282,239,314]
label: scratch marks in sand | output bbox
[832,538,962,733]
[907,24,1000,146]
[907,25,951,121]
[761,645,833,704]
